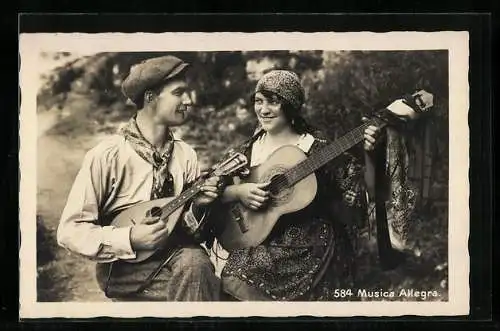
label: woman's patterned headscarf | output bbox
[255,70,305,110]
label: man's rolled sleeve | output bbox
[101,226,137,260]
[57,145,137,263]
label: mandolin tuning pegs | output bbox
[239,167,250,176]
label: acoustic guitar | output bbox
[217,90,434,251]
[110,152,248,263]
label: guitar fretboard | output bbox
[284,120,387,187]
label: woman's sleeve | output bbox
[317,141,369,225]
[333,150,368,210]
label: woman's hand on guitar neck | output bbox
[362,117,383,152]
[223,182,270,210]
[130,216,169,251]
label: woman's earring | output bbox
[291,118,295,126]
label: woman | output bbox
[213,69,381,301]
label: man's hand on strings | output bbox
[130,216,169,250]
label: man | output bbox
[57,55,222,301]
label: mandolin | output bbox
[110,151,248,263]
[216,90,434,251]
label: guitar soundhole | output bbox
[147,207,162,218]
[261,166,294,206]
[268,174,286,195]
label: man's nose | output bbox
[182,92,193,105]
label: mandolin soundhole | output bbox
[261,165,294,206]
[147,207,162,218]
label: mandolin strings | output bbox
[149,157,244,219]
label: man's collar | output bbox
[170,130,183,141]
[119,116,183,144]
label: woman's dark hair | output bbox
[251,89,317,135]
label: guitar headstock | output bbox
[372,89,434,127]
[411,90,434,113]
[387,90,434,120]
[211,152,248,177]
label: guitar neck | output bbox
[285,120,387,186]
[160,177,205,216]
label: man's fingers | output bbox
[152,225,169,243]
[150,220,166,231]
[201,185,218,193]
[202,191,219,199]
[143,216,161,225]
[206,191,219,198]
[155,224,170,237]
[204,176,221,186]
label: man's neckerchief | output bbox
[120,116,175,199]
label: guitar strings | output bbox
[269,123,372,192]
[268,125,368,191]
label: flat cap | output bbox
[122,55,190,105]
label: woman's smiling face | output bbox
[254,91,289,134]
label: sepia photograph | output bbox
[19,32,469,318]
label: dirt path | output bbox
[37,110,112,301]
[37,123,111,301]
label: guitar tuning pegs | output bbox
[412,90,434,112]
